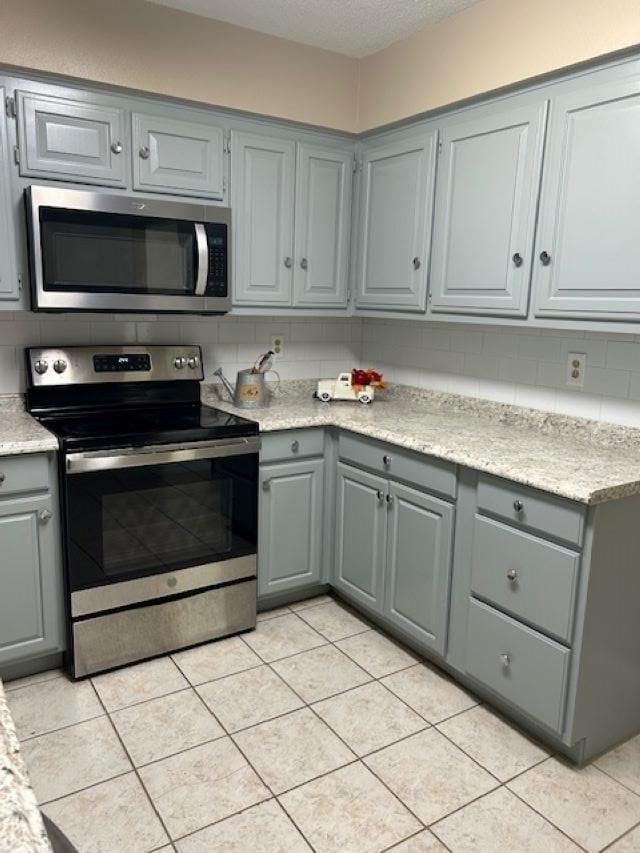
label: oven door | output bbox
[26,185,231,314]
[63,437,258,617]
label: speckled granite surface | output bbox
[0,681,51,852]
[0,397,57,458]
[203,380,640,505]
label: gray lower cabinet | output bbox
[385,481,454,655]
[16,90,127,186]
[0,458,64,671]
[533,71,640,319]
[0,86,19,301]
[258,457,324,596]
[334,462,387,612]
[429,100,547,317]
[132,112,225,199]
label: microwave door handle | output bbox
[194,223,208,296]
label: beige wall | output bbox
[357,0,640,130]
[0,0,639,133]
[0,0,359,132]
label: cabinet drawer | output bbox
[260,429,324,463]
[0,454,49,497]
[339,432,456,498]
[466,599,570,733]
[477,475,584,545]
[471,516,579,643]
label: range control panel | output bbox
[27,345,203,387]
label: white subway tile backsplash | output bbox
[517,333,562,363]
[463,352,501,380]
[583,366,630,399]
[498,358,538,385]
[219,321,256,344]
[606,340,640,371]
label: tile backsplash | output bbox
[1,311,640,427]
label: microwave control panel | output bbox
[205,223,228,297]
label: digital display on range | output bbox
[93,354,151,372]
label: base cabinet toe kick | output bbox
[258,430,640,763]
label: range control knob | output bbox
[34,359,49,375]
[174,356,186,370]
[187,355,200,370]
[53,359,67,374]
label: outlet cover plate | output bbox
[566,352,586,387]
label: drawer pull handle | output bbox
[500,653,511,668]
[291,440,300,453]
[0,472,5,484]
[38,509,52,523]
[506,569,518,582]
[383,455,391,466]
[513,499,524,513]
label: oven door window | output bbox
[40,208,196,296]
[65,454,257,590]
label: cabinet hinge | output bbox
[224,132,231,154]
[17,274,23,293]
[5,95,15,119]
[13,145,19,165]
[438,140,442,155]
[352,157,361,174]
[223,175,227,192]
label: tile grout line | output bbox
[600,816,640,851]
[504,780,590,852]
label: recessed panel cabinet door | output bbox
[0,86,19,301]
[429,102,547,316]
[384,482,454,656]
[334,463,387,612]
[293,145,352,307]
[356,131,437,311]
[0,495,63,666]
[231,131,295,305]
[132,113,224,198]
[533,77,640,319]
[258,458,324,596]
[16,91,127,186]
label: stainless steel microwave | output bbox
[25,186,231,314]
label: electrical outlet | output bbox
[566,352,586,387]
[270,335,285,360]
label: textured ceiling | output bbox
[145,0,483,57]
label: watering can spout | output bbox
[213,367,236,401]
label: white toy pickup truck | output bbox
[316,372,375,404]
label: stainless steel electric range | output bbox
[26,345,259,678]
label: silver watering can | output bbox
[214,366,280,409]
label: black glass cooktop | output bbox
[37,403,258,452]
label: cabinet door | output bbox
[384,482,454,656]
[430,102,547,316]
[0,87,19,301]
[355,131,437,311]
[533,76,640,319]
[132,112,224,198]
[258,458,324,596]
[293,144,352,307]
[0,494,64,667]
[16,91,126,186]
[231,131,295,305]
[334,463,387,612]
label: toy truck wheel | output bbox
[318,391,332,402]
[358,392,372,404]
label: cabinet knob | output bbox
[38,509,52,523]
[300,258,308,270]
[291,440,300,453]
[110,141,123,154]
[506,569,518,582]
[413,256,421,270]
[139,145,150,160]
[513,499,524,513]
[512,252,523,268]
[262,480,271,491]
[0,472,5,484]
[376,489,384,502]
[500,653,511,668]
[382,455,391,466]
[284,257,293,269]
[386,493,394,506]
[539,250,551,266]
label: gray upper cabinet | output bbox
[385,481,454,655]
[293,144,352,307]
[429,101,547,317]
[0,86,19,301]
[533,73,640,319]
[258,457,324,596]
[334,462,387,612]
[16,90,127,186]
[132,112,224,199]
[231,131,295,305]
[355,130,437,312]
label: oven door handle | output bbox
[65,436,260,474]
[194,223,209,296]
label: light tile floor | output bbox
[6,594,640,853]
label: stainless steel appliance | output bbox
[25,186,231,314]
[26,345,258,678]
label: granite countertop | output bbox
[203,380,640,505]
[0,681,51,852]
[0,397,57,458]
